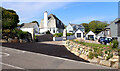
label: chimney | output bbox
[44,11,48,28]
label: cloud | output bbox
[2,2,70,24]
[70,16,114,24]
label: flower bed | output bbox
[65,39,120,68]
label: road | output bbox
[1,41,116,70]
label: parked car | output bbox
[98,37,112,45]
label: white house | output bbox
[39,11,65,34]
[66,23,85,33]
[75,29,84,39]
[85,31,96,40]
[20,23,39,39]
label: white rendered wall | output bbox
[66,24,73,33]
[44,11,48,28]
[40,28,48,34]
[86,31,96,40]
[34,24,39,33]
[75,30,83,38]
[20,28,34,39]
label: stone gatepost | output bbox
[31,28,35,41]
[63,29,67,41]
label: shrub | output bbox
[106,53,113,60]
[111,40,119,48]
[67,33,74,36]
[88,52,94,59]
[53,33,63,37]
[3,29,11,33]
[105,51,108,54]
[72,39,110,48]
[94,53,98,58]
[12,29,28,39]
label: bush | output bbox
[53,33,63,37]
[111,40,119,48]
[106,53,113,60]
[67,33,74,36]
[72,39,110,48]
[105,51,108,54]
[95,53,98,58]
[3,29,11,33]
[12,29,28,39]
[88,52,94,59]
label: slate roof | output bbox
[40,14,64,29]
[21,23,37,28]
[69,23,84,29]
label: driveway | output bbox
[2,42,88,62]
[1,46,114,70]
[1,42,117,70]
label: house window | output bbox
[53,30,55,33]
[69,31,73,33]
[108,30,109,35]
[57,20,59,24]
[77,33,81,37]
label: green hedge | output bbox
[72,40,109,48]
[53,33,74,37]
[67,33,74,36]
[3,28,28,39]
[53,33,63,37]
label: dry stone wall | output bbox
[65,40,120,68]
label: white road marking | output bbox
[2,47,115,69]
[4,48,26,53]
[0,62,24,69]
[0,52,10,57]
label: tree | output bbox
[96,21,108,34]
[88,20,108,34]
[88,21,97,33]
[2,7,19,29]
[81,23,89,33]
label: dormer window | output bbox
[57,20,59,24]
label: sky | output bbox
[2,2,118,25]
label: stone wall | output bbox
[65,40,120,68]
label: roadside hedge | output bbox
[53,33,74,37]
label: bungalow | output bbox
[39,11,65,34]
[75,29,84,39]
[20,23,39,39]
[85,31,96,40]
[66,23,85,33]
